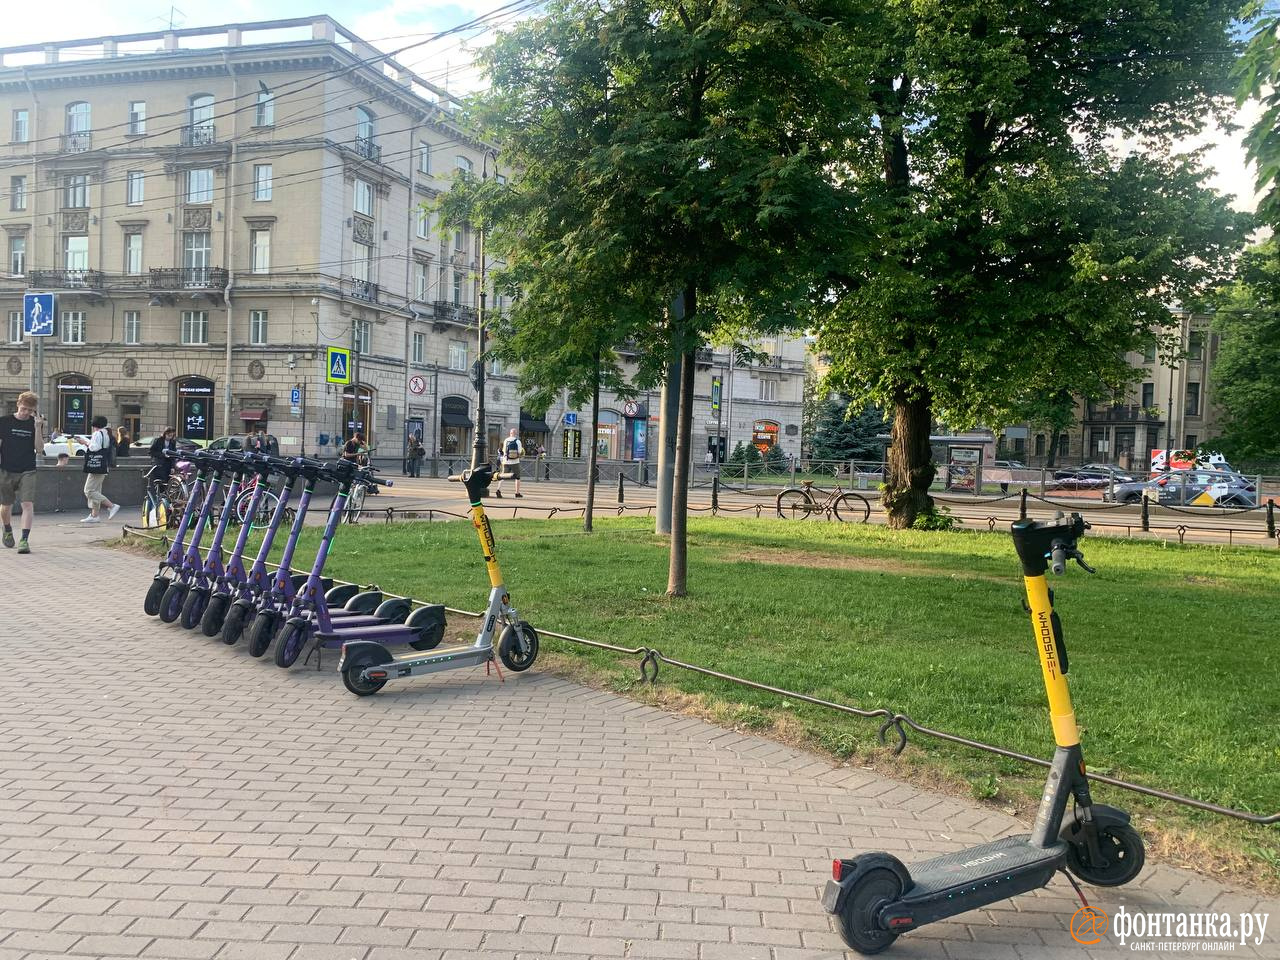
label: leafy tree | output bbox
[1207,239,1280,462]
[446,0,859,593]
[810,396,887,463]
[1238,11,1280,224]
[815,2,1250,527]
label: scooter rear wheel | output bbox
[144,576,168,617]
[247,611,280,658]
[273,621,309,668]
[201,594,231,637]
[835,868,901,955]
[1065,823,1145,887]
[180,588,209,630]
[221,602,250,645]
[498,622,540,672]
[159,582,189,624]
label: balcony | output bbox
[694,347,715,369]
[150,266,228,290]
[27,269,103,289]
[180,124,218,147]
[59,132,92,153]
[1084,403,1164,424]
[348,278,379,302]
[353,137,382,163]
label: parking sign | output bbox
[23,293,56,337]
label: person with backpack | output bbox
[493,428,524,498]
[81,415,120,524]
[0,391,46,554]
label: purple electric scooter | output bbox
[143,450,212,617]
[155,450,235,623]
[175,451,256,629]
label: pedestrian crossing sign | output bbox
[326,346,351,384]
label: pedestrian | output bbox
[493,428,524,498]
[704,449,714,468]
[0,391,46,554]
[147,427,177,493]
[406,432,424,478]
[342,431,367,464]
[56,453,69,467]
[81,415,120,524]
[115,426,132,457]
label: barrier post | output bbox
[1019,487,1028,520]
[617,471,625,504]
[1267,498,1275,539]
[712,474,720,513]
[1141,495,1149,532]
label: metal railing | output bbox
[59,131,92,152]
[348,277,378,302]
[149,266,229,290]
[352,136,382,162]
[27,268,103,289]
[180,124,217,147]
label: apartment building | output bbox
[0,17,807,463]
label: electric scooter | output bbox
[822,513,1144,954]
[337,465,539,696]
[143,450,212,616]
[267,460,423,668]
[156,450,235,623]
[176,451,254,629]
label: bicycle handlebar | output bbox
[1011,512,1094,577]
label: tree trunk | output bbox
[1046,429,1061,468]
[667,289,697,596]
[584,354,600,533]
[882,390,935,529]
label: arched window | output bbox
[439,395,471,456]
[65,102,91,133]
[342,383,375,447]
[56,373,93,435]
[355,106,376,142]
[174,376,215,442]
[189,94,214,128]
[596,410,621,460]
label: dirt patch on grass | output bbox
[722,548,1005,583]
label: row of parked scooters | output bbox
[140,449,539,695]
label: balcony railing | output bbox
[1084,403,1163,423]
[180,124,217,147]
[27,269,103,289]
[353,137,382,163]
[59,131,92,153]
[150,266,228,290]
[694,348,714,368]
[348,278,379,302]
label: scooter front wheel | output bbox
[273,621,310,668]
[498,622,540,672]
[159,582,189,624]
[835,868,901,955]
[144,576,168,617]
[180,587,209,630]
[1065,823,1145,887]
[221,602,250,645]
[247,611,281,658]
[201,594,231,637]
[341,656,388,697]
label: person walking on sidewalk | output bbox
[0,391,45,554]
[493,428,524,498]
[81,415,120,524]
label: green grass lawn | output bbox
[185,515,1280,873]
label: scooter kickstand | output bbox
[302,638,322,671]
[486,653,505,683]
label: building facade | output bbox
[0,17,808,465]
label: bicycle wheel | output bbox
[237,489,279,528]
[345,483,367,523]
[776,488,815,519]
[833,492,871,523]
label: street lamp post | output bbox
[471,150,495,470]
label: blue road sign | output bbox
[290,386,302,405]
[23,293,56,337]
[564,412,578,426]
[326,346,351,384]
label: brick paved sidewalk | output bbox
[0,520,1276,960]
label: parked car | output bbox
[43,433,89,457]
[1107,471,1258,507]
[135,436,202,456]
[205,434,278,454]
[1053,463,1136,489]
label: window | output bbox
[124,233,143,275]
[758,379,778,401]
[249,310,268,346]
[11,109,28,143]
[10,175,26,211]
[452,270,463,305]
[489,355,503,376]
[65,101,90,133]
[8,311,22,343]
[255,90,274,126]
[355,106,375,142]
[412,331,425,364]
[64,175,88,208]
[253,164,272,201]
[1034,434,1046,457]
[124,310,140,345]
[1142,342,1156,364]
[189,94,214,130]
[1140,382,1154,409]
[354,179,374,216]
[63,235,88,272]
[182,231,211,284]
[415,261,429,300]
[1059,434,1070,457]
[181,310,208,345]
[355,319,371,354]
[418,141,432,174]
[1185,382,1200,417]
[186,168,213,204]
[416,207,429,239]
[1188,330,1204,361]
[61,311,86,345]
[351,242,373,282]
[455,155,473,176]
[126,170,144,205]
[128,101,146,135]
[8,236,25,276]
[455,224,468,253]
[250,229,271,274]
[448,340,467,370]
[1184,434,1198,449]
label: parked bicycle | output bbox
[775,480,871,522]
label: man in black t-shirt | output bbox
[0,391,45,554]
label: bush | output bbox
[911,503,960,531]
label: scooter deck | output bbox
[895,835,1065,923]
[317,622,440,642]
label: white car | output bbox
[43,433,90,457]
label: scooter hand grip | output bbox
[448,474,465,482]
[1050,544,1067,575]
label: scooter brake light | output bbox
[366,670,388,680]
[832,859,843,881]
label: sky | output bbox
[1,1,1265,213]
